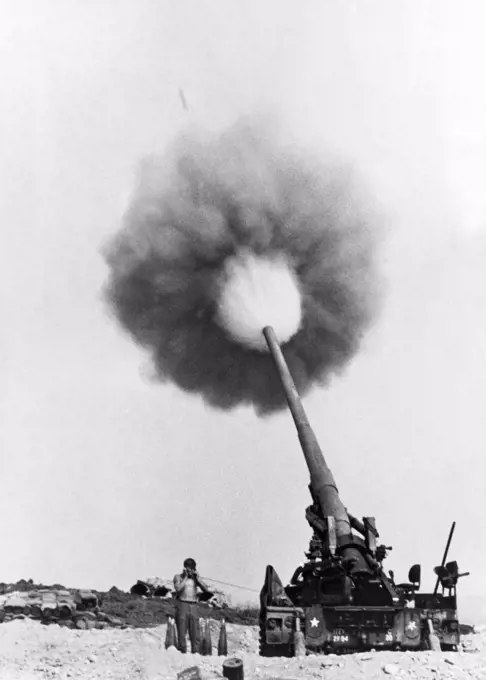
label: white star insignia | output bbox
[406,621,417,631]
[310,617,319,628]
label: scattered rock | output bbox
[462,637,482,653]
[177,666,203,680]
[383,663,400,675]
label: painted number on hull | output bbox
[333,634,349,643]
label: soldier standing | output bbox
[173,558,211,653]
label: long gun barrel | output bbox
[263,326,351,542]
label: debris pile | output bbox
[129,577,230,609]
[0,580,258,631]
[0,588,123,629]
[130,578,173,598]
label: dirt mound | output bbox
[0,581,259,631]
[0,617,484,680]
[97,587,258,628]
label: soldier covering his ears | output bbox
[173,558,211,653]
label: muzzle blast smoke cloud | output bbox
[102,120,382,415]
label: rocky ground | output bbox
[0,618,484,680]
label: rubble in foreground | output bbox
[0,616,484,680]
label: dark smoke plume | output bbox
[102,119,382,415]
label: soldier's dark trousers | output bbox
[175,600,200,653]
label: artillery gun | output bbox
[259,326,469,656]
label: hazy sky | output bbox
[1,0,486,621]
